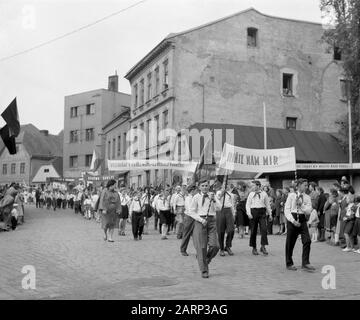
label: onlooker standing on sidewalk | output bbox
[129,191,144,241]
[317,187,327,242]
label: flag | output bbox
[192,134,216,183]
[0,124,16,154]
[1,97,20,137]
[89,149,101,172]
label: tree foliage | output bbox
[320,0,360,157]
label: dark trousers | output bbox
[249,208,268,248]
[36,198,40,208]
[216,208,235,250]
[192,216,219,273]
[180,215,195,253]
[267,215,273,234]
[154,210,159,230]
[132,212,144,238]
[285,214,311,267]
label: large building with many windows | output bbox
[63,75,130,178]
[0,124,63,186]
[124,8,348,187]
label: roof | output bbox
[189,123,348,163]
[32,163,61,183]
[125,8,322,80]
[0,124,63,158]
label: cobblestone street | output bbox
[1,205,359,300]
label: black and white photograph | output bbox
[0,0,360,305]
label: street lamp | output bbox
[192,81,205,123]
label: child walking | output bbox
[308,208,320,242]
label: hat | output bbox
[296,178,308,186]
[252,180,261,186]
[106,179,117,188]
[341,176,348,182]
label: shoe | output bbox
[252,248,259,255]
[219,250,225,256]
[354,249,360,254]
[342,247,352,252]
[340,244,347,249]
[286,265,297,271]
[201,271,209,279]
[138,235,142,240]
[302,264,316,271]
[161,236,168,240]
[225,247,234,256]
[107,239,114,242]
[260,247,268,256]
[245,231,249,235]
[134,237,138,241]
[181,251,189,256]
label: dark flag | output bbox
[0,125,16,155]
[193,135,216,183]
[1,97,20,137]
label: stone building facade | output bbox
[125,8,347,187]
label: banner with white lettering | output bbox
[107,159,198,172]
[219,143,296,173]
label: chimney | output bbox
[40,130,49,136]
[108,72,118,92]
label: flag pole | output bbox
[263,102,267,150]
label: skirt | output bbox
[101,206,120,230]
[159,210,171,225]
[351,218,360,237]
[119,205,129,219]
[235,201,249,227]
[143,204,152,218]
[344,219,355,235]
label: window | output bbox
[282,73,293,96]
[112,138,116,159]
[163,110,169,129]
[147,72,152,101]
[70,106,78,118]
[123,133,127,158]
[85,154,92,167]
[108,140,111,159]
[11,163,16,174]
[340,79,350,101]
[139,123,144,150]
[117,135,121,157]
[163,60,169,90]
[44,168,49,173]
[86,104,95,115]
[286,117,297,130]
[146,119,151,149]
[154,115,159,145]
[85,128,94,141]
[134,84,138,108]
[70,130,78,143]
[140,79,144,106]
[155,67,160,95]
[69,156,78,168]
[247,27,258,47]
[20,163,25,174]
[2,164,7,175]
[334,46,341,61]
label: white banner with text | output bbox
[219,143,296,173]
[107,159,198,172]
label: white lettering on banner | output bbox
[219,143,296,173]
[107,160,198,172]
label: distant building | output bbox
[124,8,347,187]
[32,158,63,186]
[0,124,63,186]
[63,75,131,179]
[102,107,131,186]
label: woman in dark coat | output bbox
[235,183,249,238]
[101,180,121,242]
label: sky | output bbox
[0,0,326,135]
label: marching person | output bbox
[284,178,315,271]
[141,187,152,235]
[245,180,272,256]
[180,185,197,256]
[118,187,130,236]
[155,188,172,240]
[215,185,236,256]
[173,185,186,239]
[129,191,145,241]
[189,179,219,279]
[152,191,161,233]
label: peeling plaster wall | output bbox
[172,9,346,133]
